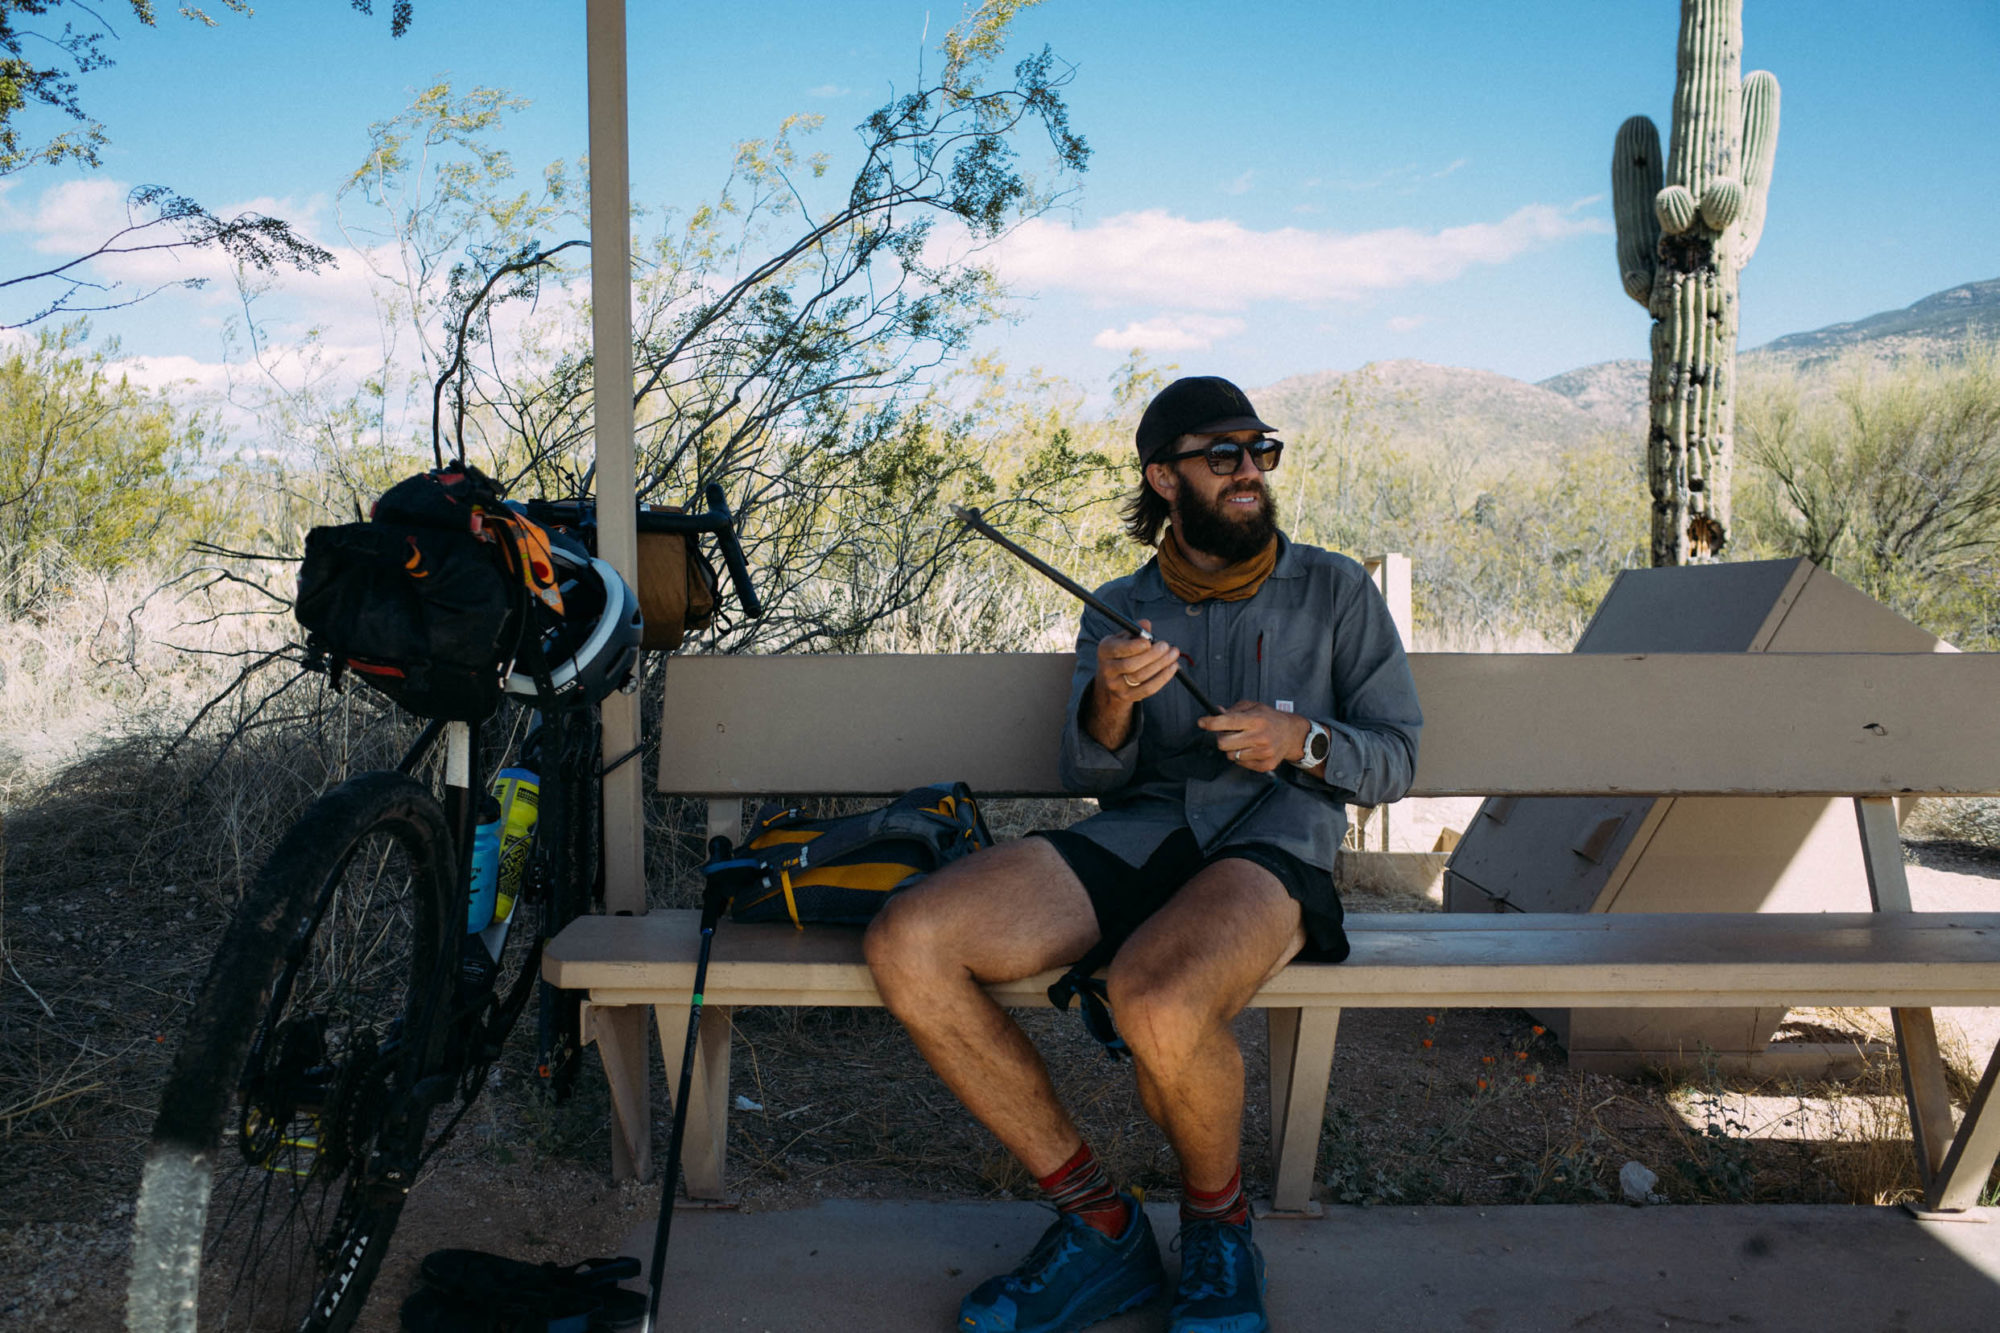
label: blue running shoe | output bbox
[959,1195,1164,1333]
[1168,1217,1268,1333]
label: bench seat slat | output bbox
[544,909,2000,1010]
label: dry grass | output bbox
[1904,796,2000,847]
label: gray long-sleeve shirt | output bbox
[1058,534,1422,871]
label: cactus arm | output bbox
[1655,184,1698,236]
[1732,69,1780,266]
[1699,178,1743,230]
[1612,115,1664,305]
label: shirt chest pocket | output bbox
[1241,600,1332,719]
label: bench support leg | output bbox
[1927,1034,2000,1213]
[1892,1007,1959,1186]
[655,1002,733,1201]
[1855,796,1967,1195]
[581,1001,650,1182]
[1266,1006,1340,1215]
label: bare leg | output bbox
[864,838,1101,1177]
[1106,860,1305,1192]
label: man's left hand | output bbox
[1199,701,1310,773]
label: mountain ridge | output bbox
[1252,277,1998,466]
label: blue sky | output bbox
[2,0,1995,404]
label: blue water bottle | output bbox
[467,793,503,933]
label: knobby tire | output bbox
[127,772,456,1332]
[534,708,600,1099]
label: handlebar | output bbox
[697,484,762,620]
[516,487,762,619]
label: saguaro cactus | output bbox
[1612,0,1779,565]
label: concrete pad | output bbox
[622,1201,2000,1331]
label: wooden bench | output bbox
[544,650,2000,1215]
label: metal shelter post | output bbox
[587,0,645,915]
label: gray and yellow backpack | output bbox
[727,782,992,927]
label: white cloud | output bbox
[1091,314,1246,352]
[110,353,237,395]
[806,83,852,98]
[993,203,1606,311]
[15,178,131,253]
[1386,315,1427,333]
[1221,170,1255,196]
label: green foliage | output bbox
[1669,1051,1759,1202]
[1275,395,1648,647]
[1739,347,2000,646]
[0,2,388,329]
[1318,1104,1455,1206]
[320,2,1097,654]
[0,3,290,176]
[0,321,210,614]
[2,183,337,330]
[1515,1135,1613,1204]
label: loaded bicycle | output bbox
[123,469,759,1332]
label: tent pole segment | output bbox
[586,0,645,915]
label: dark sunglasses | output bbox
[1157,438,1284,476]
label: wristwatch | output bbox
[1292,718,1331,772]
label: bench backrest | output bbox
[656,652,2000,799]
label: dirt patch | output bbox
[4,803,1996,1330]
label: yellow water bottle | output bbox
[490,767,540,923]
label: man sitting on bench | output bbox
[866,376,1423,1333]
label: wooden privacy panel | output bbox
[656,651,2000,798]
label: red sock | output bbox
[1037,1143,1132,1238]
[1180,1166,1249,1228]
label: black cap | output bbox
[1134,376,1276,464]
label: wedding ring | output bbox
[1121,673,1140,687]
[1231,749,1243,761]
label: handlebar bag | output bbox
[635,524,719,651]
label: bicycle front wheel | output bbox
[128,771,457,1332]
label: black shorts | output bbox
[1033,827,1350,964]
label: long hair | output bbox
[1120,475,1171,547]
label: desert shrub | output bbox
[1739,346,2000,647]
[0,323,216,618]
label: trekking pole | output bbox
[643,838,754,1332]
[952,506,1225,716]
[954,505,1283,831]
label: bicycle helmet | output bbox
[504,544,643,705]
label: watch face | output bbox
[1299,721,1327,767]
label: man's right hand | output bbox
[1082,620,1181,750]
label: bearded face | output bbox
[1173,472,1278,564]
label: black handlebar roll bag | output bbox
[295,521,516,722]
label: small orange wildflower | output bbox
[1531,1025,1546,1036]
[1476,1078,1489,1091]
[1425,1014,1436,1025]
[1523,1073,1538,1085]
[1516,1051,1528,1060]
[1481,1055,1495,1065]
[1421,1038,1433,1048]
